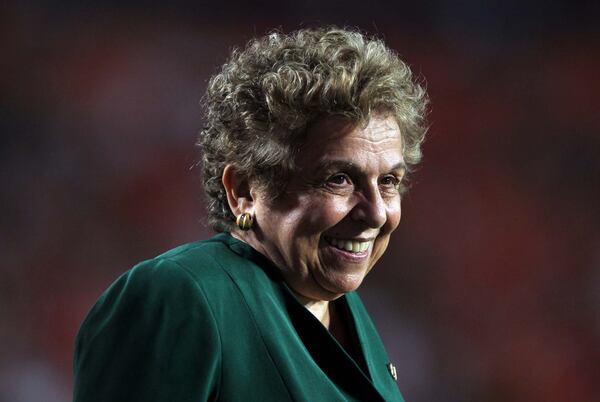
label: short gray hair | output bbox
[198,27,429,232]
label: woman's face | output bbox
[252,114,405,302]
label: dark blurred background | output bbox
[1,1,599,401]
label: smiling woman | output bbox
[73,27,428,402]
[241,114,405,305]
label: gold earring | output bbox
[236,212,254,231]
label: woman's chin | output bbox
[315,248,372,295]
[313,270,367,299]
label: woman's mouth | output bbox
[323,236,372,253]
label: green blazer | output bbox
[74,233,405,402]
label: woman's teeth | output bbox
[326,237,370,253]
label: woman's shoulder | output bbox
[76,235,236,354]
[77,231,275,352]
[74,237,228,402]
[87,232,271,323]
[107,233,244,302]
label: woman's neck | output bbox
[230,230,334,327]
[300,298,331,327]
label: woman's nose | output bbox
[350,186,387,229]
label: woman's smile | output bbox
[248,114,405,301]
[323,236,373,254]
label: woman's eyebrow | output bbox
[391,162,407,174]
[313,160,359,174]
[313,160,407,174]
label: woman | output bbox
[73,27,428,402]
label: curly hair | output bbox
[198,27,429,232]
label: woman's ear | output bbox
[222,164,254,216]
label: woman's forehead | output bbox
[298,115,404,170]
[304,114,402,143]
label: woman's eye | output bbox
[380,175,401,189]
[327,174,350,186]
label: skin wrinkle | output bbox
[199,28,428,232]
[229,114,404,323]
